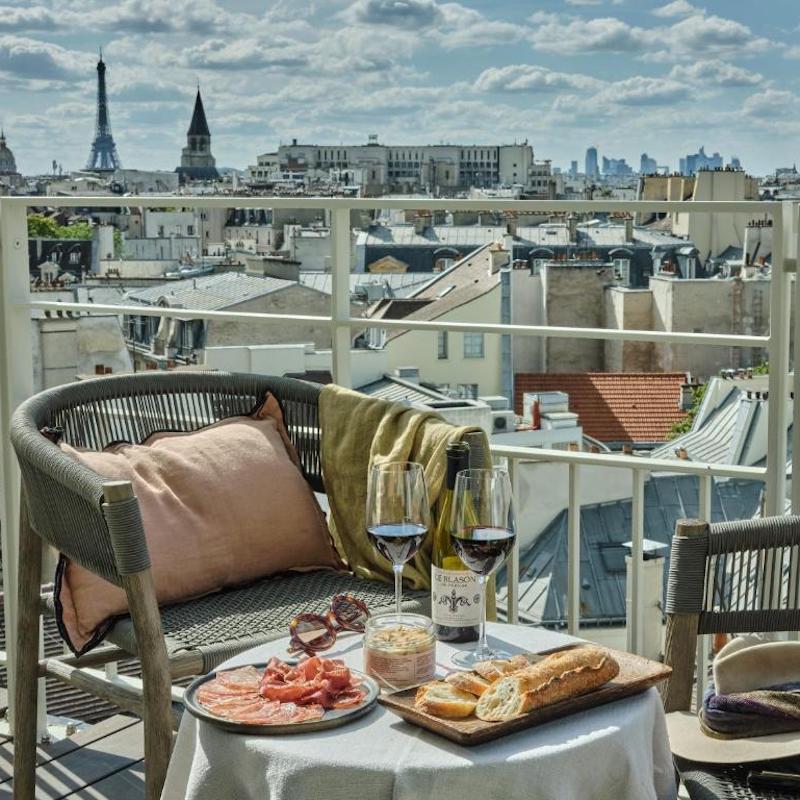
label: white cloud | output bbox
[180,38,309,70]
[0,6,58,31]
[474,64,602,93]
[0,34,85,81]
[435,3,527,48]
[599,75,688,106]
[652,0,700,19]
[742,88,798,118]
[347,0,441,27]
[529,15,649,54]
[669,59,763,87]
[651,13,771,61]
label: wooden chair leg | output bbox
[13,498,42,799]
[104,481,174,800]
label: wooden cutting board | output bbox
[378,647,671,746]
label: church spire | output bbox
[187,89,211,138]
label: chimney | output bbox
[567,213,578,244]
[394,366,420,384]
[567,442,580,452]
[505,212,518,238]
[680,383,695,411]
[675,447,689,460]
[624,214,634,243]
[489,241,510,272]
[622,444,633,455]
[413,213,431,235]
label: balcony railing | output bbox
[1,195,797,736]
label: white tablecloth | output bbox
[162,624,677,800]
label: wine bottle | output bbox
[431,442,481,642]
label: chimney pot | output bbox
[622,444,633,455]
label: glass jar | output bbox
[363,613,436,691]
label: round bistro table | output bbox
[161,623,677,800]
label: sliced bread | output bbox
[414,681,477,718]
[444,671,492,697]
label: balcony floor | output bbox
[0,714,144,799]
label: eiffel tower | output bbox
[86,50,122,172]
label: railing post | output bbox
[330,206,352,388]
[695,474,713,709]
[793,202,800,517]
[627,469,646,655]
[765,202,792,516]
[567,464,581,636]
[0,199,35,732]
[506,459,519,624]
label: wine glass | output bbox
[450,467,516,667]
[366,461,430,617]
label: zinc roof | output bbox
[126,272,296,311]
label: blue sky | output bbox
[1,0,798,175]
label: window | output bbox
[613,258,631,285]
[463,332,484,359]
[187,225,194,236]
[457,383,478,400]
[437,331,448,359]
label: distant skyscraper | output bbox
[602,156,632,176]
[176,88,219,182]
[730,156,742,170]
[86,52,122,172]
[640,153,657,174]
[569,160,578,177]
[680,146,723,175]
[585,147,599,178]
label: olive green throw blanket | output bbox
[319,384,489,590]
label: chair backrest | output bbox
[662,515,800,712]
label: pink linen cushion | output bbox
[55,393,342,655]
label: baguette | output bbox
[414,681,477,718]
[473,654,531,683]
[475,646,620,722]
[445,671,492,697]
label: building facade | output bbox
[249,138,548,195]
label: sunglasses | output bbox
[288,594,371,655]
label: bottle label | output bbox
[431,566,482,627]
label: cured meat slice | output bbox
[214,666,261,693]
[332,688,366,709]
[260,680,319,703]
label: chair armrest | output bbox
[11,405,129,585]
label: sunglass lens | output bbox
[293,617,335,651]
[332,595,370,631]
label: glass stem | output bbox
[478,574,488,653]
[394,564,403,616]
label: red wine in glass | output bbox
[451,526,516,576]
[367,522,428,565]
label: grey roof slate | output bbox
[298,272,433,297]
[125,272,295,311]
[357,375,450,405]
[496,475,763,627]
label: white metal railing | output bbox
[0,195,796,737]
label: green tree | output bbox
[27,213,93,240]
[667,384,707,440]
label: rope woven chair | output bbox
[10,372,487,800]
[662,517,800,800]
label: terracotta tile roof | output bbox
[514,372,689,445]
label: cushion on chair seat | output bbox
[55,393,342,656]
[108,570,429,672]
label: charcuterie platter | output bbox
[184,656,380,734]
